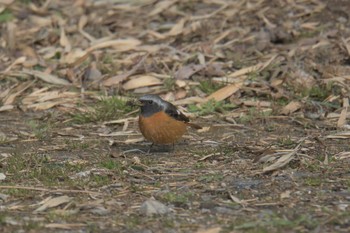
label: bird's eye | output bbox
[147,100,153,104]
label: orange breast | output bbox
[139,111,187,144]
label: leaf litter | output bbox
[0,0,350,232]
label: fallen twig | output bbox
[0,185,101,195]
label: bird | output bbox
[137,94,201,152]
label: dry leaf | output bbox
[20,69,70,85]
[337,98,349,128]
[125,138,144,144]
[196,227,222,233]
[198,126,210,133]
[289,69,316,91]
[123,75,161,90]
[281,101,302,115]
[45,223,86,229]
[34,195,72,212]
[60,27,71,52]
[7,18,17,48]
[325,132,350,139]
[27,15,52,27]
[78,14,88,30]
[174,64,205,80]
[280,190,291,199]
[334,152,350,160]
[243,100,271,107]
[166,18,186,36]
[3,81,34,105]
[87,38,141,52]
[82,65,102,83]
[3,56,26,73]
[0,173,6,181]
[103,54,149,86]
[173,96,205,105]
[228,55,277,78]
[263,143,301,172]
[0,0,15,5]
[148,0,177,16]
[27,100,69,110]
[342,37,350,57]
[0,105,14,112]
[0,84,15,99]
[205,82,243,102]
[21,89,79,110]
[78,15,95,42]
[60,48,86,64]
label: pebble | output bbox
[140,198,171,216]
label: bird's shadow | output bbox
[117,143,175,155]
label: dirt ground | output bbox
[1,0,350,233]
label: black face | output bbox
[139,94,165,117]
[138,94,190,123]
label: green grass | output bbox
[123,214,141,229]
[303,85,330,101]
[66,141,90,150]
[246,71,260,82]
[2,152,127,191]
[19,0,34,3]
[3,188,36,199]
[102,53,114,64]
[237,107,272,123]
[45,211,72,223]
[100,159,122,171]
[0,134,10,144]
[72,96,137,124]
[27,120,52,140]
[300,82,340,101]
[198,80,225,94]
[0,9,13,22]
[326,210,350,228]
[89,174,111,187]
[0,214,6,226]
[23,221,41,231]
[188,99,236,116]
[194,162,207,169]
[64,139,99,150]
[276,136,295,147]
[275,97,289,106]
[3,153,85,188]
[163,78,176,91]
[199,173,224,182]
[227,213,318,232]
[304,177,323,187]
[161,191,193,207]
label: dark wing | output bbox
[165,103,189,123]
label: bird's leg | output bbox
[172,143,175,152]
[147,143,154,154]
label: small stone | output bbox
[90,206,110,216]
[71,170,91,179]
[0,193,9,202]
[214,206,235,215]
[140,198,171,216]
[136,230,153,233]
[4,217,19,225]
[337,203,348,211]
[200,201,216,210]
[0,173,6,181]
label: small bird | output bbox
[137,94,201,152]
